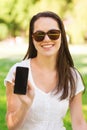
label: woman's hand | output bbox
[6,80,35,130]
[17,80,35,108]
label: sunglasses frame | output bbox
[32,29,61,42]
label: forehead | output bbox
[34,17,59,31]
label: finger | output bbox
[12,78,15,83]
[17,94,32,107]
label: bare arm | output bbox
[6,81,34,130]
[69,92,87,130]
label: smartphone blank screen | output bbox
[14,66,29,94]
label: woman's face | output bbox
[32,17,61,57]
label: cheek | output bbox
[55,38,61,51]
[58,35,61,46]
[33,39,37,47]
[57,42,61,50]
[33,42,37,49]
[33,40,39,50]
[56,37,61,46]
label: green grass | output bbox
[0,54,87,130]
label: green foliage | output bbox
[0,23,9,40]
[0,0,32,38]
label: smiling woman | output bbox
[31,17,61,57]
[4,11,87,130]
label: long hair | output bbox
[23,11,76,100]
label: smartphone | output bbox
[14,66,29,94]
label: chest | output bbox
[31,67,58,93]
[29,90,69,121]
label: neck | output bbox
[34,55,57,71]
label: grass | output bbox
[0,51,87,130]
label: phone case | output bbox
[14,66,29,94]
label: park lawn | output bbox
[0,54,87,130]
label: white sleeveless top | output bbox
[4,59,84,130]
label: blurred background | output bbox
[0,0,87,44]
[0,0,87,130]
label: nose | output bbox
[43,34,50,41]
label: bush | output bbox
[0,23,9,41]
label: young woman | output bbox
[4,11,87,130]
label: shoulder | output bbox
[70,67,81,80]
[4,59,31,86]
[70,67,85,95]
[11,59,30,70]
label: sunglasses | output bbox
[32,29,61,42]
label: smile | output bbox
[41,44,54,48]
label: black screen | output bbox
[14,67,29,94]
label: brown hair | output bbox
[23,11,76,100]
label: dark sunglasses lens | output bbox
[48,30,60,40]
[33,31,45,42]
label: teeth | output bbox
[42,44,53,48]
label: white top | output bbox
[4,59,84,130]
